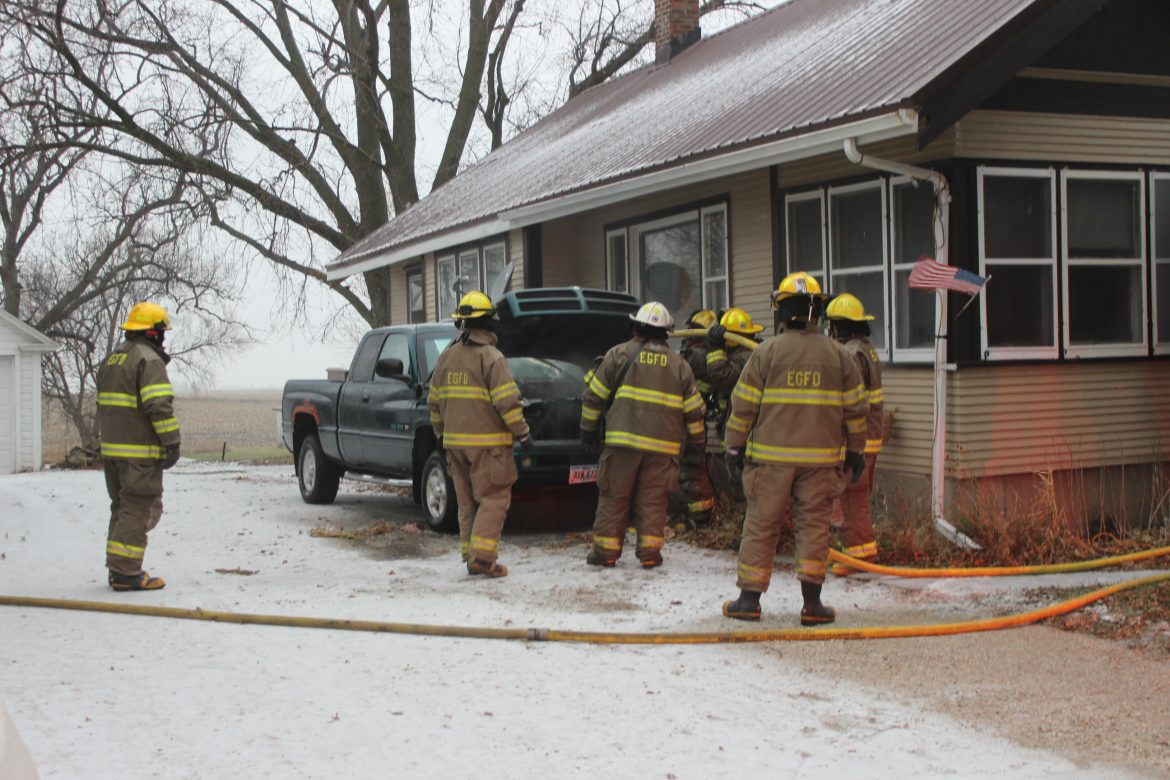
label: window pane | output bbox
[894,269,936,350]
[786,198,823,274]
[437,257,457,319]
[458,251,481,296]
[704,279,728,312]
[894,182,936,264]
[1068,264,1142,345]
[703,210,727,278]
[983,176,1052,259]
[407,270,424,323]
[1156,179,1170,260]
[640,219,701,327]
[831,272,885,351]
[484,244,508,298]
[831,187,883,270]
[1158,264,1170,344]
[349,334,386,383]
[608,233,627,292]
[985,264,1053,348]
[1067,179,1140,259]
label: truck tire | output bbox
[420,451,458,532]
[298,433,342,504]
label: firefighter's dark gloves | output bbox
[724,448,745,471]
[844,450,865,484]
[518,434,535,456]
[579,428,600,456]
[162,445,180,470]
[707,324,727,349]
[436,435,445,455]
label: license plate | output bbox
[568,464,598,484]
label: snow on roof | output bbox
[331,0,1041,274]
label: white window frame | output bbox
[889,176,941,363]
[1150,172,1169,355]
[1061,169,1147,359]
[405,265,425,324]
[606,227,629,293]
[827,179,890,362]
[700,204,729,310]
[784,190,827,285]
[977,166,1060,361]
[436,240,509,318]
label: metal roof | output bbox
[331,0,1042,277]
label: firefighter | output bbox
[96,301,181,591]
[677,309,718,528]
[826,293,884,575]
[705,307,764,417]
[580,302,706,568]
[721,272,867,625]
[428,291,533,577]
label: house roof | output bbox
[0,309,59,352]
[330,0,1045,279]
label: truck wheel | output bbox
[298,433,341,504]
[420,451,458,532]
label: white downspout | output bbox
[842,139,980,550]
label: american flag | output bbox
[908,255,987,296]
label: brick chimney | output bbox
[655,0,701,63]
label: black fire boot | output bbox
[800,581,835,626]
[721,589,762,621]
[585,551,616,568]
[108,570,166,592]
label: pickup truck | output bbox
[281,287,641,531]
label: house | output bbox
[329,0,1170,529]
[0,309,58,474]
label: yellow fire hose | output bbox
[2,570,1168,644]
[830,546,1170,577]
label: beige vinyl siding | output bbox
[877,366,936,475]
[539,218,580,288]
[507,228,524,291]
[388,263,408,325]
[423,252,437,321]
[949,362,1170,478]
[777,131,957,190]
[954,110,1170,165]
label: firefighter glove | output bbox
[162,444,180,470]
[724,447,745,472]
[844,450,865,484]
[707,324,728,349]
[518,434,535,456]
[579,428,600,456]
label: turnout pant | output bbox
[735,462,838,591]
[676,448,715,517]
[104,459,164,576]
[445,446,516,564]
[592,447,680,563]
[832,454,879,561]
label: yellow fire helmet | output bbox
[452,290,495,320]
[771,271,826,309]
[825,292,875,321]
[120,301,171,331]
[686,309,718,329]
[719,306,764,335]
[629,301,674,329]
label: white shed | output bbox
[0,309,58,474]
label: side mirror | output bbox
[375,357,411,383]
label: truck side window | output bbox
[350,334,386,383]
[375,333,412,382]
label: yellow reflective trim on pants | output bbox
[682,393,703,413]
[614,385,684,409]
[604,431,681,455]
[687,420,705,435]
[100,442,164,459]
[594,535,622,551]
[581,406,601,422]
[97,392,137,408]
[706,350,727,365]
[737,561,771,584]
[443,432,514,447]
[432,387,492,401]
[586,374,611,400]
[746,441,841,465]
[797,558,828,576]
[502,408,524,425]
[687,498,715,512]
[733,383,762,404]
[107,540,145,560]
[843,542,878,559]
[490,382,519,402]
[151,417,180,434]
[470,535,499,553]
[638,535,665,550]
[140,383,174,402]
[727,414,752,433]
[864,439,882,454]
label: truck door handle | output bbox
[362,393,370,402]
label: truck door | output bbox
[338,332,386,468]
[361,332,416,475]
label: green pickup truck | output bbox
[281,287,641,530]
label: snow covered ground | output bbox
[0,462,1164,779]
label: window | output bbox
[406,267,425,324]
[1062,171,1146,357]
[1155,174,1170,353]
[829,181,888,353]
[978,168,1058,359]
[891,179,939,356]
[374,333,412,382]
[605,203,730,326]
[785,191,825,285]
[349,333,386,383]
[435,240,510,319]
